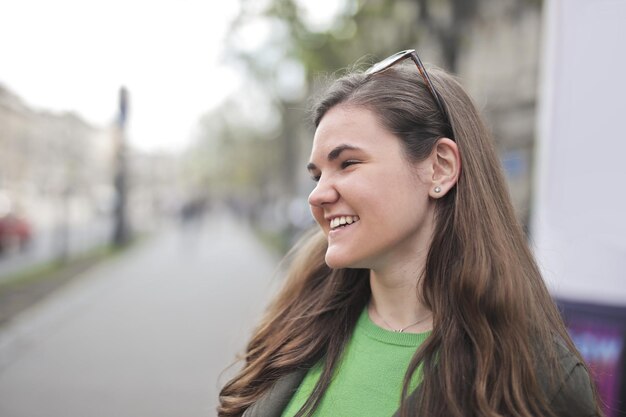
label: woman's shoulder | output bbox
[242,370,307,417]
[540,338,600,417]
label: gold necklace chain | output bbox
[370,303,431,333]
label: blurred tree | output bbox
[190,0,480,238]
[185,93,282,200]
[191,0,542,241]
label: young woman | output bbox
[219,50,603,417]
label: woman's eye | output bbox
[341,160,360,169]
[311,174,321,182]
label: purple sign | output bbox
[558,300,626,417]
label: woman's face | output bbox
[308,105,437,271]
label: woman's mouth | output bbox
[330,215,360,230]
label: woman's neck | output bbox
[368,263,432,334]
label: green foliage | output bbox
[188,0,490,208]
[190,0,541,211]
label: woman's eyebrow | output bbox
[307,144,362,172]
[328,144,361,161]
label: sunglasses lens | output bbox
[365,49,449,129]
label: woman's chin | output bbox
[324,252,348,269]
[325,251,363,270]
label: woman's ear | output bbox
[428,137,461,198]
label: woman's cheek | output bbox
[311,207,326,229]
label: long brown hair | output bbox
[219,64,602,417]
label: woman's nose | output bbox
[308,178,339,207]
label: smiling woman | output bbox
[218,51,604,417]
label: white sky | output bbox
[0,0,242,152]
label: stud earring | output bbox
[434,186,442,193]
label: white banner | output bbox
[532,0,626,305]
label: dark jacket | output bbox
[242,344,599,417]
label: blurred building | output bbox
[345,1,540,229]
[461,1,540,228]
[128,149,188,229]
[0,84,186,260]
[0,84,112,231]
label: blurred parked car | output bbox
[0,213,33,255]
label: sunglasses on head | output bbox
[366,49,448,123]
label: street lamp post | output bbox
[112,86,130,247]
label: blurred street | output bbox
[0,208,279,417]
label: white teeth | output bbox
[330,216,359,229]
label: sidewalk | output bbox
[0,210,280,417]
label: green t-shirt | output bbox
[281,308,430,417]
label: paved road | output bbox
[0,210,281,417]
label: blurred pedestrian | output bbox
[219,50,603,417]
